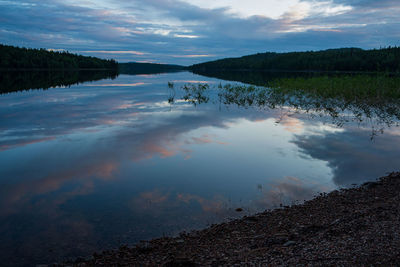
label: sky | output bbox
[0,0,399,65]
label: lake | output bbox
[0,71,399,266]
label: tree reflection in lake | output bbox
[175,73,400,139]
[0,70,118,94]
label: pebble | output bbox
[58,172,400,266]
[283,241,296,247]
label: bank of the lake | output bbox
[61,172,400,266]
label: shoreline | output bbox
[61,172,400,266]
[0,68,117,71]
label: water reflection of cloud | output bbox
[139,142,177,159]
[293,127,400,186]
[279,115,304,133]
[114,102,146,110]
[136,190,171,206]
[5,72,397,248]
[0,95,251,215]
[83,83,146,87]
[132,189,227,214]
[1,73,388,219]
[0,93,330,218]
[184,134,228,146]
[7,73,397,264]
[0,136,55,151]
[177,193,225,213]
[0,161,118,215]
[171,80,216,84]
[253,176,327,210]
[4,85,398,265]
[0,73,276,155]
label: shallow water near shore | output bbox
[0,71,400,266]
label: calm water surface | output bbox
[0,71,399,266]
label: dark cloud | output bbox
[0,0,399,63]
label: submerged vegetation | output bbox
[0,44,118,70]
[181,83,210,106]
[190,47,400,72]
[170,74,400,138]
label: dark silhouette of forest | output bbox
[0,44,118,70]
[0,70,118,94]
[190,47,400,73]
[119,62,186,74]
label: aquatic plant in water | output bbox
[169,74,400,138]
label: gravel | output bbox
[58,172,400,266]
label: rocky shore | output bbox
[62,172,400,266]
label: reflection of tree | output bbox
[172,74,400,138]
[0,70,118,94]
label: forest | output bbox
[190,47,400,72]
[0,44,118,70]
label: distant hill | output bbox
[118,62,186,74]
[190,47,400,73]
[0,44,118,70]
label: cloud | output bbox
[171,54,215,58]
[79,50,147,55]
[0,0,399,64]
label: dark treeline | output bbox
[0,44,118,70]
[190,47,400,72]
[0,70,118,94]
[119,62,186,75]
